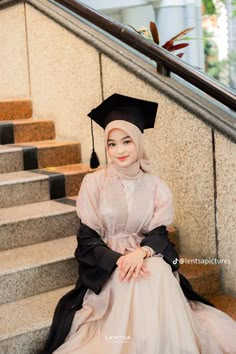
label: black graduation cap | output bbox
[87,93,158,168]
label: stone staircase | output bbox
[0,98,235,354]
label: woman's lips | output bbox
[117,156,128,161]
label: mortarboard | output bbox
[87,93,158,168]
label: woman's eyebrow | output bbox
[107,136,130,142]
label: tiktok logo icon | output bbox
[173,258,179,265]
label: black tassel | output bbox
[90,150,100,169]
[90,118,100,169]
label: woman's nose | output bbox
[117,143,125,154]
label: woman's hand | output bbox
[116,248,151,282]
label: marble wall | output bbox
[0,3,30,99]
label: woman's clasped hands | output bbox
[116,248,151,282]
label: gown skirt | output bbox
[53,255,236,354]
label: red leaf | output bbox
[168,27,195,42]
[150,21,160,44]
[177,53,184,58]
[162,39,174,50]
[167,43,189,52]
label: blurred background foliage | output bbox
[202,0,236,89]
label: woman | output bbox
[42,94,236,354]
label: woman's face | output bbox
[107,128,138,167]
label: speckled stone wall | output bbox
[25,4,105,165]
[215,133,236,293]
[0,3,30,99]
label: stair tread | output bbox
[0,236,76,275]
[0,145,22,153]
[0,163,90,185]
[0,140,80,152]
[0,199,76,224]
[0,118,54,125]
[42,163,91,175]
[0,170,48,185]
[0,285,73,340]
[13,140,80,147]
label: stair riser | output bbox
[14,122,55,143]
[0,150,23,173]
[0,100,32,121]
[0,327,48,354]
[0,212,79,251]
[0,180,50,209]
[0,259,77,305]
[38,144,81,168]
[0,172,85,209]
[65,173,87,196]
[0,121,55,144]
[187,272,221,297]
[168,228,180,253]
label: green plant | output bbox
[203,28,230,84]
[203,0,236,17]
[232,0,236,16]
[202,0,217,15]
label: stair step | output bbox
[0,145,24,173]
[38,163,90,197]
[15,140,82,169]
[0,236,77,304]
[0,199,79,251]
[0,119,55,144]
[0,170,50,208]
[0,99,32,121]
[0,140,81,173]
[0,286,73,354]
[179,255,221,297]
[208,293,236,320]
[0,163,89,208]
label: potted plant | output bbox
[130,22,194,76]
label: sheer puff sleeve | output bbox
[140,176,178,271]
[75,172,122,294]
[76,172,104,236]
[147,176,174,232]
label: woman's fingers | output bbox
[118,263,132,281]
[118,260,144,282]
[132,263,142,280]
[123,264,137,282]
[131,264,151,281]
[139,268,150,278]
[116,256,125,267]
[141,264,151,275]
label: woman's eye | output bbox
[108,143,115,147]
[123,140,131,145]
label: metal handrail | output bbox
[55,0,235,111]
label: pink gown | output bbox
[54,164,236,354]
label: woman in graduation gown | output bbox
[42,94,236,354]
